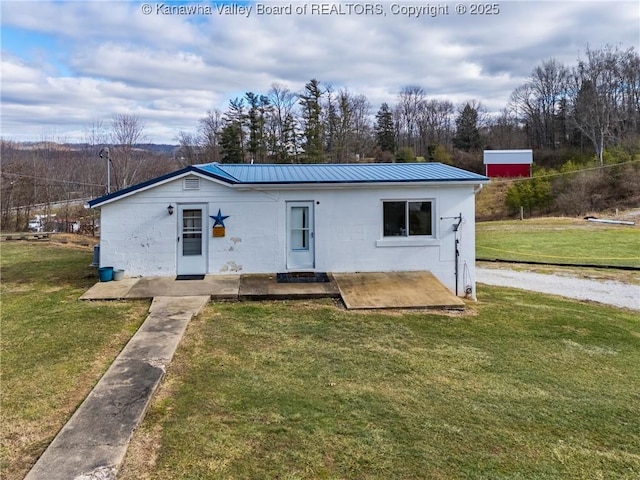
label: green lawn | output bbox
[121,295,640,479]
[476,218,640,268]
[0,242,149,480]
[3,241,639,480]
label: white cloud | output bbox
[1,0,638,143]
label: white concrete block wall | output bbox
[98,175,479,296]
[207,198,281,273]
[99,201,177,276]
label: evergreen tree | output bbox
[219,123,243,163]
[299,79,324,163]
[220,98,246,162]
[245,92,270,163]
[323,87,338,162]
[453,103,481,151]
[375,103,396,154]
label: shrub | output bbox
[553,170,608,215]
[505,177,552,217]
[395,147,415,163]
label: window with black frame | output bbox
[383,201,432,237]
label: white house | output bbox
[88,162,489,297]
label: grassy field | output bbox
[0,241,148,479]
[476,217,640,268]
[2,239,639,479]
[120,295,640,479]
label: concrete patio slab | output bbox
[80,272,463,309]
[79,278,138,300]
[333,271,465,310]
[80,275,241,301]
[238,273,341,300]
[126,276,240,299]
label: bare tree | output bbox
[175,130,201,166]
[509,82,538,146]
[486,107,527,149]
[418,99,455,154]
[198,109,223,163]
[109,113,147,188]
[349,93,372,161]
[568,45,629,165]
[530,59,570,148]
[618,47,640,139]
[267,83,298,162]
[396,85,426,155]
[1,140,20,230]
[83,119,110,195]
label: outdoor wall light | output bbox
[167,204,174,216]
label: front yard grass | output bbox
[0,242,149,479]
[121,293,640,479]
[476,217,640,268]
[3,241,639,479]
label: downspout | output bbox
[453,213,462,296]
[441,213,463,296]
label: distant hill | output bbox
[135,144,180,155]
[3,141,180,155]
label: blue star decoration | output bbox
[210,209,230,228]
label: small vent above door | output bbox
[183,177,200,190]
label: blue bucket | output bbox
[98,266,114,282]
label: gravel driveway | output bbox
[477,267,640,311]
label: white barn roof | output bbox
[483,150,533,165]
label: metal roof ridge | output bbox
[194,162,241,182]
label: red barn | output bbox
[483,150,533,178]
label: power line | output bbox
[489,158,640,184]
[0,172,105,188]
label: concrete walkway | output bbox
[25,272,465,478]
[25,295,210,480]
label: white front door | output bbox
[177,204,207,275]
[286,201,315,270]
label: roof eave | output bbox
[88,166,237,208]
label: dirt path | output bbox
[477,267,640,310]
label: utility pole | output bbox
[99,148,111,194]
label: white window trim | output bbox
[378,198,438,247]
[376,238,440,248]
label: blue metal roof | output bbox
[198,163,240,182]
[89,162,488,207]
[196,162,489,184]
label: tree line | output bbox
[2,43,638,231]
[177,44,639,169]
[0,114,175,232]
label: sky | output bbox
[1,0,639,144]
